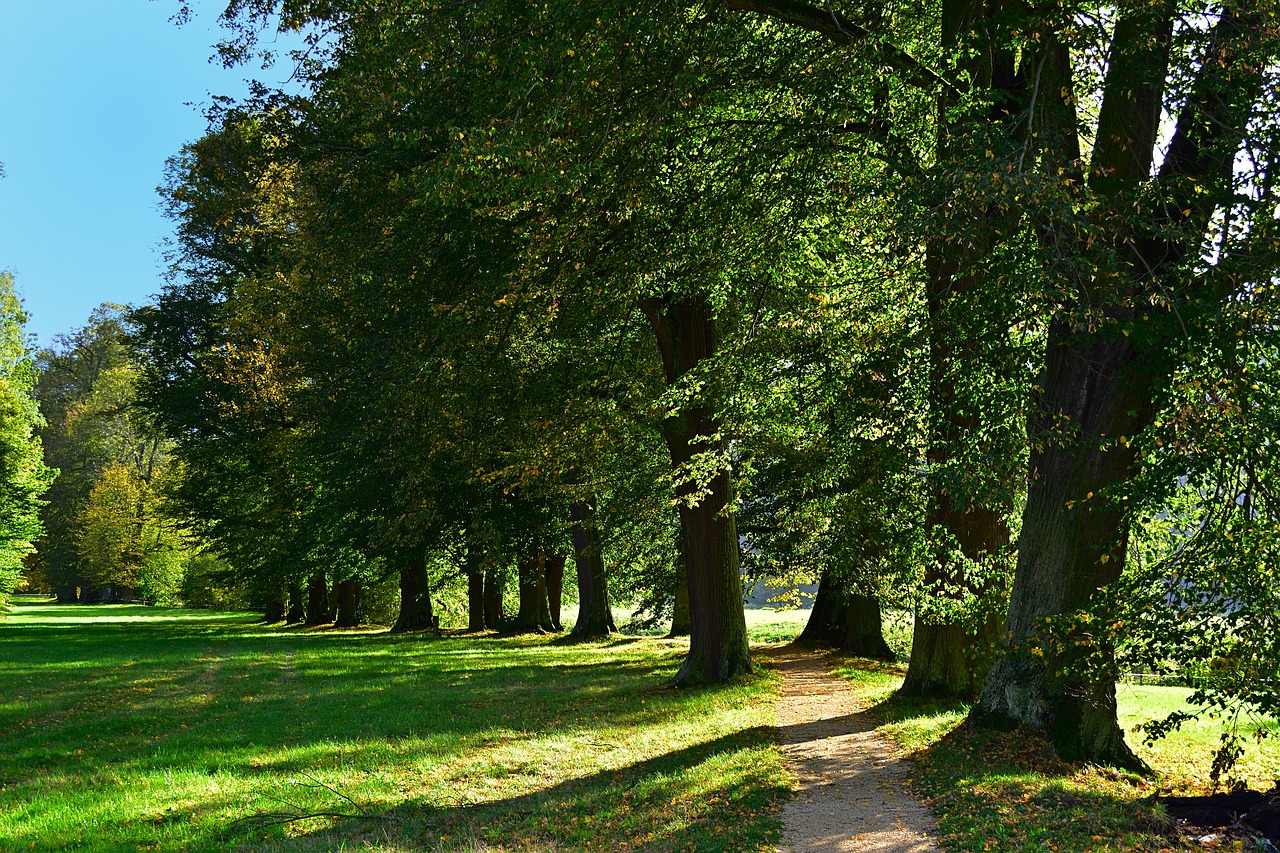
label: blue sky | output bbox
[0,1,300,349]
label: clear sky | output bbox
[0,1,300,349]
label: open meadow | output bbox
[0,600,787,852]
[2,600,1275,852]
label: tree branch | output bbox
[724,0,958,94]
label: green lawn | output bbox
[0,599,788,852]
[831,655,1280,853]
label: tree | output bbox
[717,0,1280,765]
[0,273,54,609]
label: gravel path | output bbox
[769,647,940,853]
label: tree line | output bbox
[5,0,1278,774]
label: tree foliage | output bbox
[0,273,53,608]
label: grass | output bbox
[830,654,1280,853]
[0,599,789,852]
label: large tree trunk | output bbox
[263,588,286,623]
[903,0,1018,699]
[901,491,1007,698]
[334,579,361,628]
[511,551,554,633]
[799,573,894,660]
[667,529,691,638]
[668,567,691,638]
[467,571,486,631]
[569,499,615,637]
[285,581,305,624]
[305,571,329,625]
[55,586,77,604]
[979,3,1263,770]
[392,556,435,632]
[544,553,565,632]
[483,565,504,628]
[641,295,750,685]
[979,323,1148,769]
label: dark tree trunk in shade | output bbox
[668,556,691,638]
[305,572,329,625]
[56,586,77,604]
[512,551,554,632]
[641,295,750,685]
[483,566,504,627]
[263,589,286,623]
[393,557,435,632]
[285,581,305,624]
[799,574,894,660]
[465,539,486,631]
[797,576,835,645]
[467,571,486,631]
[334,580,361,628]
[545,553,565,632]
[570,499,615,637]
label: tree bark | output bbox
[901,490,1007,698]
[55,586,78,604]
[901,0,1021,700]
[483,565,504,628]
[979,4,1264,769]
[545,553,565,632]
[285,580,305,624]
[570,499,615,637]
[799,573,894,660]
[467,569,486,631]
[668,530,691,638]
[392,556,435,632]
[305,571,329,625]
[669,565,692,638]
[641,295,750,685]
[263,588,286,623]
[334,579,361,628]
[978,322,1148,768]
[512,551,554,633]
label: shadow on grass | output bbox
[2,602,784,852]
[220,726,787,852]
[899,711,1167,853]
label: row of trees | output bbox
[10,0,1275,775]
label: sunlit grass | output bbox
[829,653,1280,853]
[1,599,788,852]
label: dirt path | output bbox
[769,648,940,853]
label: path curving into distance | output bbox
[768,647,940,853]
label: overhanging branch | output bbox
[725,0,870,43]
[725,0,958,94]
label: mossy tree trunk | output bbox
[978,2,1264,770]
